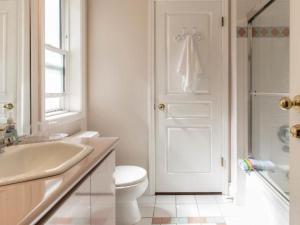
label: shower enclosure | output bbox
[248,0,290,200]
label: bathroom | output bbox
[0,0,298,224]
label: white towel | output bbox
[177,35,203,92]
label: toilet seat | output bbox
[115,166,147,187]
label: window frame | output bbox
[44,0,70,116]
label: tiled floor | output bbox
[136,195,241,225]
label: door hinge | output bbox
[153,104,156,110]
[221,17,225,27]
[221,157,225,167]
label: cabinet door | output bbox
[91,151,115,225]
[40,177,91,225]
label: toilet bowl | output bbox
[115,166,148,225]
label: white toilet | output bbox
[115,166,148,225]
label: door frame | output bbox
[17,0,31,135]
[147,0,230,195]
[290,0,300,223]
[0,0,30,134]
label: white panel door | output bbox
[155,0,226,192]
[290,0,300,223]
[0,0,17,122]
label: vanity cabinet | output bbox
[39,151,115,225]
[91,151,115,225]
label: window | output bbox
[44,0,68,115]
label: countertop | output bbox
[0,137,119,225]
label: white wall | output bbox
[237,0,259,20]
[87,0,149,168]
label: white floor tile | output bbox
[176,195,197,204]
[225,217,252,225]
[134,218,152,225]
[156,195,176,204]
[176,204,199,217]
[138,195,156,205]
[206,217,226,223]
[219,203,248,217]
[154,204,177,217]
[195,195,217,204]
[197,204,222,217]
[180,224,205,225]
[181,224,217,225]
[215,195,234,204]
[139,203,155,218]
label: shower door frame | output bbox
[247,0,290,202]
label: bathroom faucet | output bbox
[0,123,19,152]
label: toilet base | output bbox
[116,200,141,225]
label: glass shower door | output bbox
[249,0,290,199]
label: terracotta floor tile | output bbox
[188,217,207,223]
[152,217,162,224]
[160,217,172,224]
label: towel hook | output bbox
[174,27,204,42]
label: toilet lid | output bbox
[115,166,147,187]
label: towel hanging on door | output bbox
[177,35,203,93]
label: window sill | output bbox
[45,111,83,123]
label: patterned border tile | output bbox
[237,27,248,38]
[237,26,289,38]
[253,26,289,38]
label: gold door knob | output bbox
[158,103,166,111]
[291,124,300,139]
[279,95,300,112]
[3,103,14,110]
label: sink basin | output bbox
[0,142,94,186]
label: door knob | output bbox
[279,95,300,112]
[3,103,14,110]
[158,103,166,111]
[290,124,300,139]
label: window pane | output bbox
[45,0,61,48]
[45,50,65,94]
[45,49,64,67]
[45,69,64,93]
[45,97,64,112]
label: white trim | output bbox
[290,0,300,222]
[80,0,87,130]
[45,111,82,123]
[221,0,230,195]
[45,93,65,98]
[230,0,249,203]
[45,44,68,55]
[16,0,31,135]
[148,0,230,194]
[230,0,238,200]
[148,0,156,195]
[30,0,87,135]
[30,0,41,135]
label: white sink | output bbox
[0,142,94,186]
